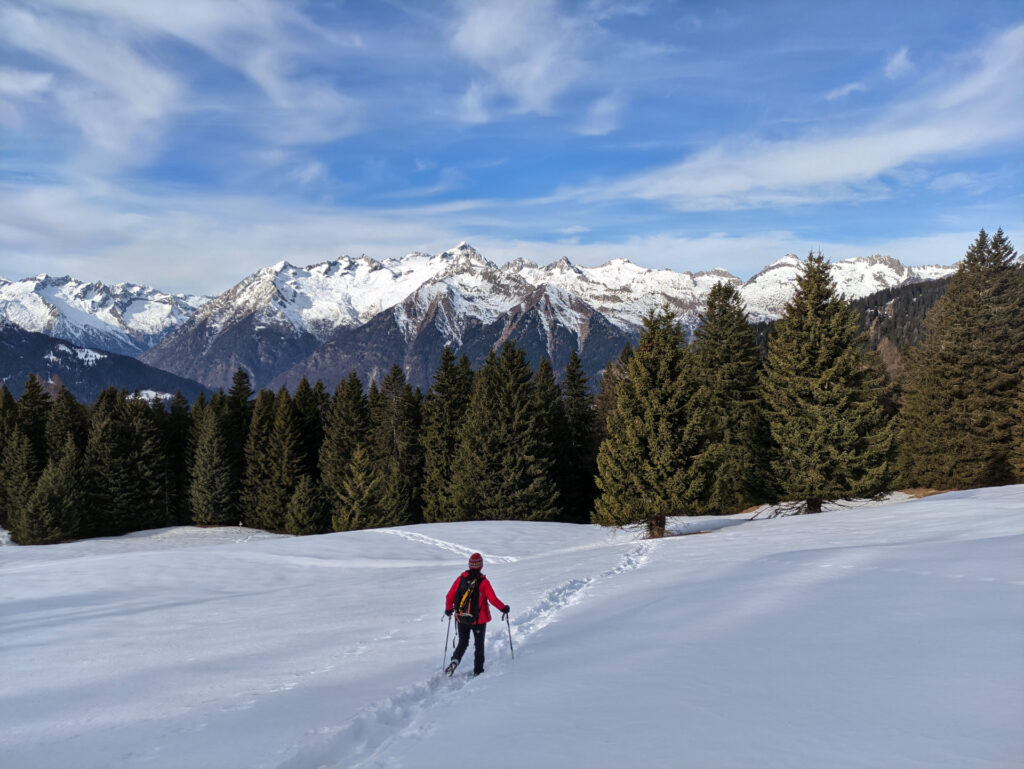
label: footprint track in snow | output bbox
[272,539,656,769]
[376,529,519,563]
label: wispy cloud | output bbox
[825,81,867,101]
[885,46,912,79]
[450,0,589,118]
[578,93,625,135]
[562,25,1024,212]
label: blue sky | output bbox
[1,0,1021,294]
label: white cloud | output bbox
[885,46,912,79]
[825,81,867,101]
[561,25,1024,212]
[0,67,54,98]
[451,0,588,118]
[578,93,624,135]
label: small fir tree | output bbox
[761,253,893,513]
[332,444,385,531]
[285,474,329,535]
[593,309,697,537]
[2,428,40,543]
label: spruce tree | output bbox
[369,365,423,527]
[332,444,384,531]
[593,309,697,537]
[451,342,560,521]
[688,283,774,514]
[44,385,88,459]
[899,229,1024,488]
[21,436,86,544]
[241,389,276,528]
[594,343,632,448]
[421,347,474,522]
[533,358,570,521]
[1011,380,1024,482]
[0,385,19,529]
[224,369,254,519]
[561,350,598,523]
[252,388,304,531]
[285,474,329,535]
[320,372,371,523]
[293,376,325,480]
[17,374,51,470]
[761,253,893,513]
[3,428,40,543]
[189,404,235,525]
[162,393,193,524]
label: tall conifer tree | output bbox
[0,385,21,529]
[241,389,276,528]
[3,428,40,542]
[761,253,893,513]
[421,347,474,522]
[17,374,51,470]
[451,342,560,521]
[688,283,773,514]
[899,229,1024,488]
[293,376,325,480]
[561,349,598,524]
[252,388,304,531]
[369,365,423,526]
[594,309,697,537]
[21,436,86,544]
[320,372,371,523]
[224,369,254,519]
[1011,381,1024,482]
[533,358,570,520]
[45,386,88,459]
[189,404,235,525]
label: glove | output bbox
[501,605,510,619]
[445,609,453,617]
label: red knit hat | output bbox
[468,553,483,570]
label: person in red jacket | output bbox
[444,552,509,676]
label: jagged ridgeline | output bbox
[751,275,953,358]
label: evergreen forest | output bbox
[3,230,1021,545]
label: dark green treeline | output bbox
[3,231,1020,545]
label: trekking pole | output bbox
[443,614,452,671]
[505,614,515,661]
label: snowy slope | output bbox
[2,486,1021,769]
[0,275,207,356]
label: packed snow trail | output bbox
[2,488,1022,769]
[274,539,658,769]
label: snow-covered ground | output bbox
[2,487,1022,769]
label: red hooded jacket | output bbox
[446,571,505,625]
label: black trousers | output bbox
[452,622,487,674]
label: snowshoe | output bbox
[445,658,460,676]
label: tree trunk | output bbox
[806,498,823,514]
[646,515,666,538]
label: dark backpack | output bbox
[453,572,482,626]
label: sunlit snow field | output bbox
[2,487,1022,769]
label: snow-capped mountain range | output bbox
[3,244,956,392]
[0,275,207,356]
